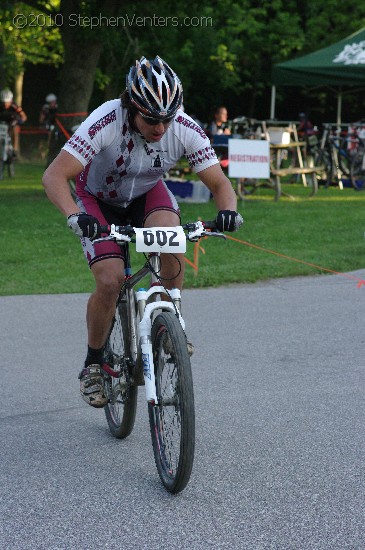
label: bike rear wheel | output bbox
[0,137,5,180]
[350,147,365,190]
[149,311,195,494]
[7,158,14,178]
[338,137,351,177]
[314,146,333,188]
[104,299,138,438]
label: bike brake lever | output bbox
[92,236,115,244]
[204,231,227,240]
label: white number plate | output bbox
[134,227,186,253]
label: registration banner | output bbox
[228,139,270,179]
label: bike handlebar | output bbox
[96,220,222,243]
[99,220,217,235]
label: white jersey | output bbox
[63,99,218,207]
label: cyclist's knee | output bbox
[91,260,124,299]
[145,209,179,227]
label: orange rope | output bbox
[19,127,49,134]
[56,112,88,117]
[225,235,365,287]
[55,117,71,140]
[54,113,88,139]
[184,257,198,271]
[184,238,207,274]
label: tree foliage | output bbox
[0,1,62,85]
[1,0,365,122]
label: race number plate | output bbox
[134,227,186,253]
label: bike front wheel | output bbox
[149,311,195,494]
[350,147,365,190]
[104,299,138,439]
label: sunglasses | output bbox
[139,112,175,126]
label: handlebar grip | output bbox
[98,224,135,237]
[203,220,217,230]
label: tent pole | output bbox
[337,90,342,125]
[270,85,276,120]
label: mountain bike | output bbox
[350,145,365,190]
[0,122,15,180]
[93,220,225,494]
[313,123,360,189]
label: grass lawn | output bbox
[1,162,365,295]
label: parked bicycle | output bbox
[350,143,365,190]
[92,219,225,494]
[0,122,15,180]
[313,123,361,189]
[349,124,365,190]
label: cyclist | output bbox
[0,88,27,156]
[42,55,243,408]
[39,93,58,130]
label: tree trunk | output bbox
[58,37,103,128]
[47,37,103,166]
[14,71,24,106]
[46,0,120,165]
[13,71,24,155]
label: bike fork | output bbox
[136,286,184,404]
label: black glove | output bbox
[67,213,101,240]
[215,210,243,232]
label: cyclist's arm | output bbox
[42,150,83,216]
[18,108,27,124]
[12,104,27,125]
[196,163,237,211]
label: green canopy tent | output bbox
[271,28,365,123]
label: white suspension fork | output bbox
[136,286,184,404]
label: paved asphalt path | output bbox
[1,271,365,549]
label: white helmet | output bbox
[126,56,183,119]
[46,93,57,103]
[0,89,13,102]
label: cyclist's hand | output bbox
[67,213,101,240]
[215,210,243,232]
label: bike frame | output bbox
[0,123,9,163]
[118,244,185,404]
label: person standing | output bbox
[206,106,231,140]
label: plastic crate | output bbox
[342,178,365,189]
[165,179,211,203]
[165,179,193,198]
[267,127,291,145]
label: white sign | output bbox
[228,139,270,179]
[134,226,186,253]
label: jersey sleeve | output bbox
[174,114,219,173]
[62,100,119,167]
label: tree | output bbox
[0,1,62,105]
[57,0,120,124]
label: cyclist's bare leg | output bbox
[12,126,19,154]
[144,210,184,291]
[87,257,125,349]
[79,258,125,408]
